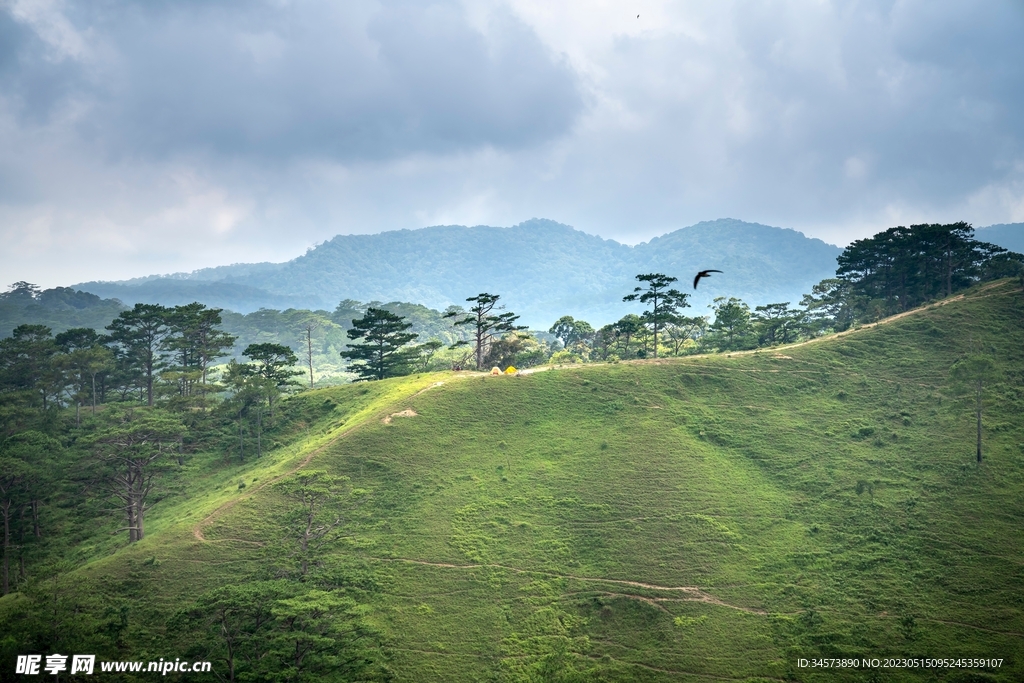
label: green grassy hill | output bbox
[3,280,1024,682]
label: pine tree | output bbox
[0,324,62,411]
[835,223,1008,319]
[340,308,419,381]
[949,355,999,464]
[444,294,526,370]
[623,273,689,358]
[162,303,236,401]
[106,304,171,406]
[91,409,185,542]
[240,343,303,418]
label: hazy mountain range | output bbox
[73,219,1022,327]
[977,223,1024,255]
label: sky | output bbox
[2,0,1023,288]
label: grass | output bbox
[3,280,1024,681]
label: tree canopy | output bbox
[106,304,171,407]
[623,273,689,358]
[444,294,527,370]
[836,222,1009,318]
[548,316,594,353]
[339,308,420,381]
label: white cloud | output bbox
[964,169,1024,225]
[1,0,1023,287]
[7,0,89,61]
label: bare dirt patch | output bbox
[413,381,445,396]
[383,409,418,424]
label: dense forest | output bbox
[0,291,483,384]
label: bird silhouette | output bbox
[693,270,723,289]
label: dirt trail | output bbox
[192,283,1009,542]
[192,431,344,542]
[195,405,415,541]
[375,557,766,614]
[924,618,1024,638]
[412,381,447,396]
[192,378,468,542]
[528,282,1008,375]
[586,654,789,682]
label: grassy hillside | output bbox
[3,280,1023,682]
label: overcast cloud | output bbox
[2,0,1023,287]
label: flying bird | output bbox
[693,270,723,289]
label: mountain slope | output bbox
[0,286,126,338]
[75,218,842,326]
[637,219,841,304]
[4,279,1022,681]
[978,222,1024,254]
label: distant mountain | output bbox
[71,279,313,314]
[977,223,1024,255]
[74,218,843,327]
[0,286,127,339]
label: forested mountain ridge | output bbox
[0,286,125,339]
[74,218,844,326]
[977,222,1024,255]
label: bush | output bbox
[852,426,875,439]
[549,350,580,365]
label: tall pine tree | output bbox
[162,303,236,401]
[623,274,689,358]
[443,294,526,370]
[106,304,170,406]
[340,308,419,381]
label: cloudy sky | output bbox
[2,0,1023,287]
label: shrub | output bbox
[853,426,876,439]
[549,350,580,365]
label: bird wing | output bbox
[693,270,723,289]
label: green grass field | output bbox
[4,280,1024,682]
